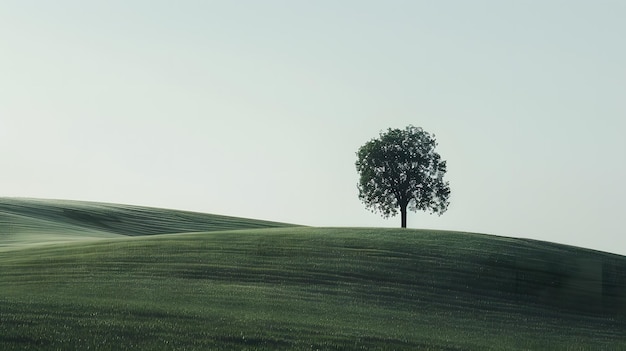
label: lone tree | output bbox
[356,125,451,228]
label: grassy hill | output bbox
[0,198,624,350]
[0,198,295,250]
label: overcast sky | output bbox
[1,1,625,255]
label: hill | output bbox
[0,198,295,250]
[0,199,624,350]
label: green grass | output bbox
[0,198,296,250]
[0,199,625,350]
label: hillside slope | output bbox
[0,198,297,249]
[1,224,625,350]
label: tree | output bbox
[355,125,451,228]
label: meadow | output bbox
[0,198,624,350]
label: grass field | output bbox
[1,198,625,350]
[0,198,295,250]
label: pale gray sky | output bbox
[1,1,625,254]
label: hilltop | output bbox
[0,197,295,249]
[0,198,624,350]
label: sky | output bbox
[1,1,625,255]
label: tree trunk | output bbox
[400,205,407,228]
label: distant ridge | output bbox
[0,197,299,249]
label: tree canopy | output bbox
[355,125,451,228]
